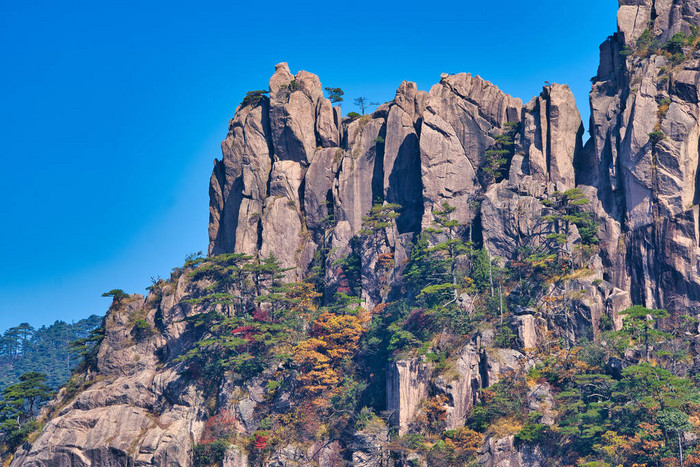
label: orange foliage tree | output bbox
[293,310,367,407]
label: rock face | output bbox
[386,359,432,435]
[478,435,544,467]
[207,5,700,321]
[433,343,481,430]
[11,279,209,466]
[206,62,639,328]
[578,0,700,315]
[419,73,522,229]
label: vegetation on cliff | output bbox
[159,194,700,465]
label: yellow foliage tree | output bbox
[293,310,366,407]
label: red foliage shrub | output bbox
[404,308,431,332]
[231,326,259,342]
[253,308,270,322]
[200,410,238,444]
[253,433,268,450]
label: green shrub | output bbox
[636,29,659,56]
[355,406,380,430]
[648,130,665,145]
[193,439,230,466]
[494,322,517,348]
[241,90,268,107]
[664,32,688,55]
[515,422,548,444]
[133,319,154,337]
[346,111,361,119]
[399,432,426,450]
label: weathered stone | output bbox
[267,445,308,466]
[12,284,207,466]
[528,383,556,426]
[513,314,538,351]
[420,73,521,228]
[484,348,528,387]
[268,64,322,164]
[580,8,700,315]
[384,82,425,233]
[209,98,271,256]
[352,423,389,467]
[315,98,341,147]
[303,147,341,241]
[479,435,544,467]
[433,343,481,429]
[617,1,653,45]
[335,116,385,235]
[521,84,582,191]
[386,358,432,435]
[222,446,249,467]
[481,181,550,261]
[312,440,344,467]
[259,160,307,279]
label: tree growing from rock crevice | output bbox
[324,87,344,104]
[540,188,597,273]
[354,97,378,115]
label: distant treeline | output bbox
[0,315,103,392]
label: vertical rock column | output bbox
[386,359,432,435]
[419,73,522,230]
[209,96,272,256]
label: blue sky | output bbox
[0,0,619,333]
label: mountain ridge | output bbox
[10,1,700,465]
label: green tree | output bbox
[360,203,401,258]
[404,203,476,307]
[541,188,597,272]
[402,202,484,337]
[664,32,688,55]
[616,305,670,363]
[101,289,130,304]
[69,325,105,370]
[480,122,518,186]
[0,315,102,393]
[324,87,344,104]
[241,90,268,107]
[244,254,287,297]
[0,372,52,451]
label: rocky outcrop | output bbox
[478,435,544,467]
[521,84,582,191]
[433,343,482,430]
[205,61,642,333]
[12,280,209,466]
[222,447,249,467]
[351,424,389,467]
[419,73,521,229]
[578,0,700,315]
[386,358,432,435]
[384,81,426,233]
[209,97,271,257]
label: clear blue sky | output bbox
[0,0,619,333]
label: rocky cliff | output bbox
[576,0,700,315]
[12,1,700,466]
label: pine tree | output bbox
[0,372,52,451]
